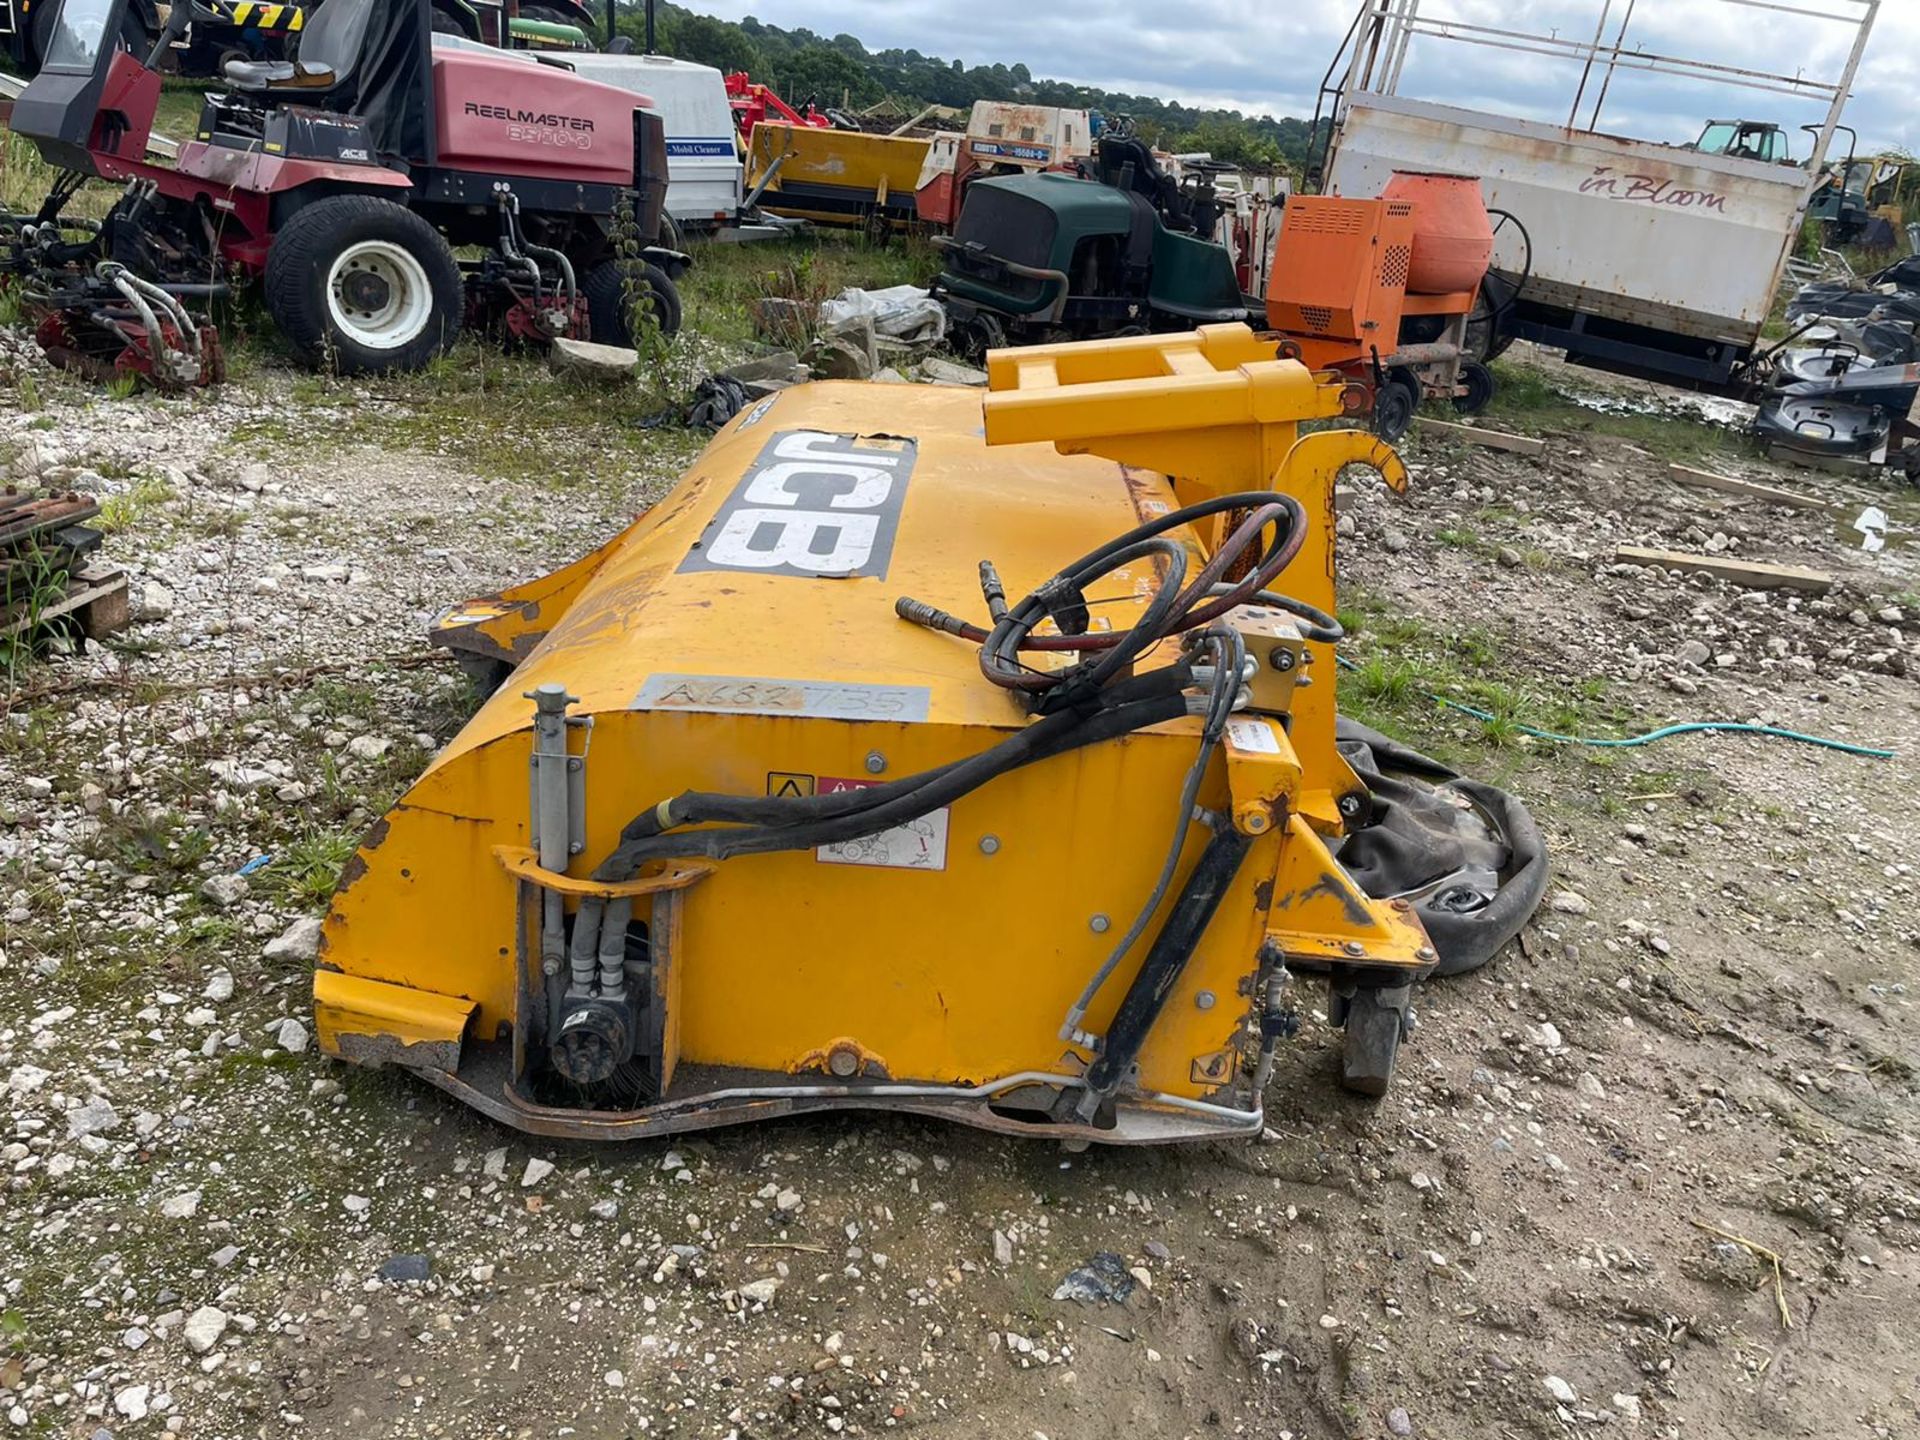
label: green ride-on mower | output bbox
[932,129,1255,356]
[0,0,684,388]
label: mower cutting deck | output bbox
[312,325,1547,1144]
[1,0,683,387]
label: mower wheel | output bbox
[1339,986,1408,1098]
[583,260,682,348]
[265,196,463,374]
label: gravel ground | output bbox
[2,338,1917,1440]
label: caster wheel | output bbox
[1370,378,1415,441]
[1454,360,1496,417]
[1340,985,1411,1097]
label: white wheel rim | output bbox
[325,239,433,351]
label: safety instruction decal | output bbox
[813,776,949,872]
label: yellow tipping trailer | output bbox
[744,120,932,236]
[312,325,1544,1144]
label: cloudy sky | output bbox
[680,0,1917,156]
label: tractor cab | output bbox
[1807,128,1907,247]
[1691,118,1792,164]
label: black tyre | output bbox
[656,212,685,251]
[1339,988,1405,1098]
[1370,377,1415,441]
[30,0,57,67]
[264,195,463,374]
[950,309,1005,361]
[583,260,682,348]
[1453,360,1495,417]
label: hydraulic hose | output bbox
[596,690,1191,874]
[1060,627,1243,1047]
[619,667,1194,846]
[1209,584,1343,644]
[897,489,1309,703]
[565,683,1197,975]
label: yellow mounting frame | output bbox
[984,323,1408,828]
[982,323,1430,976]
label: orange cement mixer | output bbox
[1264,170,1495,440]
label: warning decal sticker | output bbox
[813,776,949,872]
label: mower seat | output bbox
[221,0,377,105]
[223,59,339,92]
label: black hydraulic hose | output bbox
[1208,584,1343,644]
[979,533,1193,695]
[1060,628,1241,1041]
[899,489,1309,701]
[595,692,1190,875]
[620,666,1194,845]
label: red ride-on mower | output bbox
[1,0,684,387]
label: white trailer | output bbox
[1316,0,1878,392]
[563,53,741,234]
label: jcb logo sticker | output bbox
[680,431,916,580]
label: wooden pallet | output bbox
[1,563,130,641]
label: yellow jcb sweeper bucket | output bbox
[313,324,1434,1144]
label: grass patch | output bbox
[1348,654,1420,708]
[89,805,215,878]
[223,230,933,487]
[1484,357,1760,464]
[1336,584,1639,757]
[681,230,938,349]
[97,473,179,533]
[0,543,73,698]
[307,676,382,722]
[258,828,359,910]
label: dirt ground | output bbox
[1,333,1917,1440]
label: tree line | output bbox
[612,2,1323,174]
